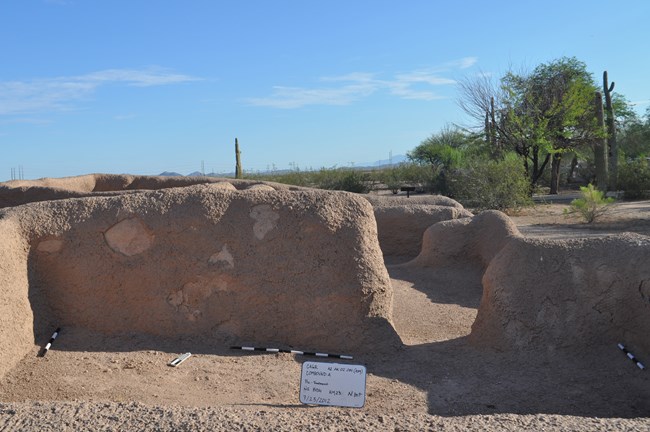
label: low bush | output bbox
[563,184,614,223]
[315,168,371,193]
[449,154,532,212]
[617,157,650,199]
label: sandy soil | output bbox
[1,199,649,430]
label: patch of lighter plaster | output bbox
[36,238,64,253]
[209,244,235,268]
[250,204,279,240]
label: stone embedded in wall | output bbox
[104,217,154,256]
[249,204,279,240]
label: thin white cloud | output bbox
[77,69,200,87]
[246,84,377,109]
[0,68,200,115]
[444,57,479,70]
[246,60,470,109]
[631,99,650,107]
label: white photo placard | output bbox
[299,361,366,408]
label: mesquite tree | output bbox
[458,57,600,194]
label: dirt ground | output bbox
[1,199,649,431]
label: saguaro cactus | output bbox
[235,138,243,179]
[593,92,608,191]
[603,71,617,190]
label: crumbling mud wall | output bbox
[472,234,650,357]
[364,195,473,257]
[0,174,303,209]
[0,185,399,378]
[0,219,34,379]
[1,174,476,261]
[408,210,522,269]
[408,210,650,358]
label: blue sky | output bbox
[2,0,649,180]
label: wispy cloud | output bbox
[446,57,478,69]
[246,58,475,109]
[0,68,200,116]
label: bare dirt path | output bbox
[510,199,650,239]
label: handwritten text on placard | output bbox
[299,361,366,408]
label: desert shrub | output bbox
[380,167,403,194]
[563,184,615,223]
[270,170,310,187]
[314,168,371,193]
[449,154,532,212]
[618,157,650,199]
[376,162,438,194]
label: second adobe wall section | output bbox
[408,210,650,359]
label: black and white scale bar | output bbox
[40,328,61,357]
[169,352,192,367]
[618,343,646,370]
[231,346,353,360]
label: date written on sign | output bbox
[299,361,366,408]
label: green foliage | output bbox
[617,158,650,199]
[564,184,614,223]
[448,153,532,212]
[408,125,478,195]
[619,109,650,160]
[379,162,437,193]
[461,57,603,191]
[315,168,371,193]
[248,167,371,193]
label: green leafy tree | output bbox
[459,57,607,194]
[407,125,472,195]
[516,58,600,194]
[619,107,650,160]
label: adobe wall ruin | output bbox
[0,183,400,379]
[407,210,650,358]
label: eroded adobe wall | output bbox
[408,210,522,268]
[0,174,303,209]
[408,210,650,358]
[364,194,473,258]
[0,218,34,379]
[16,184,397,353]
[472,234,650,357]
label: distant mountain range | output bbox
[158,155,409,177]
